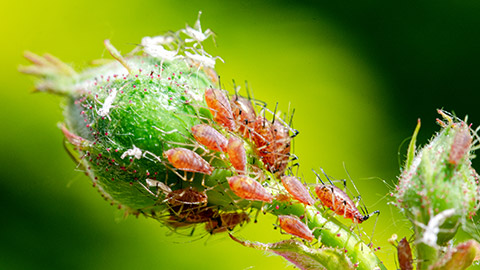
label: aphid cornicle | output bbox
[163,147,213,175]
[281,176,315,206]
[227,135,247,174]
[205,88,236,131]
[278,215,314,241]
[313,171,378,224]
[227,176,273,203]
[191,124,228,152]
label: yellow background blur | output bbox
[2,1,480,269]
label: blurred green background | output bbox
[2,0,480,269]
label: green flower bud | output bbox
[395,110,480,269]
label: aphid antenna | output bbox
[244,80,252,101]
[288,108,300,138]
[217,75,222,90]
[142,150,164,164]
[311,169,326,185]
[259,105,299,137]
[319,168,335,186]
[231,79,241,101]
[342,163,362,195]
[342,163,375,215]
[137,181,159,198]
[287,163,301,178]
[271,102,278,124]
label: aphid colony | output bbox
[159,87,377,240]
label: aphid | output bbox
[227,176,273,203]
[278,215,314,241]
[231,95,256,136]
[205,88,236,130]
[163,147,213,175]
[313,170,379,224]
[227,135,247,174]
[205,212,250,234]
[397,237,413,270]
[166,187,208,206]
[168,206,216,225]
[281,176,315,206]
[449,123,472,166]
[191,124,228,152]
[251,116,291,175]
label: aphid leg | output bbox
[138,181,158,198]
[142,150,163,164]
[364,210,380,248]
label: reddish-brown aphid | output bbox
[164,147,213,175]
[227,176,273,203]
[205,88,236,130]
[314,184,369,223]
[191,124,228,152]
[227,136,247,174]
[166,187,208,206]
[313,169,379,223]
[205,212,250,234]
[449,123,472,166]
[397,237,413,270]
[167,207,216,226]
[231,95,256,136]
[281,176,315,206]
[251,116,291,176]
[278,215,314,241]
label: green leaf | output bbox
[230,234,355,270]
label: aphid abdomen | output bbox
[164,147,213,175]
[191,124,228,152]
[205,88,236,130]
[227,136,247,174]
[281,176,315,205]
[449,123,472,165]
[278,215,314,241]
[227,176,273,203]
[314,185,363,223]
